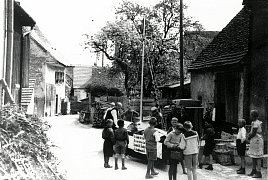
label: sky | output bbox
[19,0,243,66]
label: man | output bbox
[104,102,119,130]
[151,107,164,129]
[121,105,139,122]
[180,107,190,124]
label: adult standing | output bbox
[247,110,263,178]
[121,105,139,122]
[104,102,119,130]
[180,107,190,124]
[151,107,164,129]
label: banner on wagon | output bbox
[133,134,146,154]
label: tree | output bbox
[84,0,212,98]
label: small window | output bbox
[55,72,64,84]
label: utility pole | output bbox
[139,16,145,122]
[179,0,184,98]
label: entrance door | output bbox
[215,72,240,125]
[56,94,58,114]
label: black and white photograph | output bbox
[0,0,267,179]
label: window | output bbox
[55,72,64,84]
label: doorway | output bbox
[56,94,58,114]
[215,71,240,125]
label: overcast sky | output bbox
[20,0,243,66]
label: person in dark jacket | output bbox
[121,105,139,122]
[151,107,164,129]
[199,121,215,170]
[102,119,114,168]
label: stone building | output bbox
[0,1,36,106]
[189,0,268,135]
[23,27,71,117]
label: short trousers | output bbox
[146,148,157,161]
[114,141,127,155]
[203,145,214,156]
[236,139,246,156]
[184,153,198,169]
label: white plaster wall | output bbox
[74,89,87,101]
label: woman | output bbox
[247,110,263,178]
[164,123,186,180]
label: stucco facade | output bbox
[29,30,68,117]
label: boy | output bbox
[180,121,199,180]
[102,119,114,168]
[164,124,186,180]
[236,119,247,174]
[114,120,129,170]
[167,117,179,133]
[144,117,160,179]
[199,121,215,170]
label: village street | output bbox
[45,115,266,180]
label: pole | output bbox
[139,16,145,121]
[179,0,184,98]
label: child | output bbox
[236,119,247,174]
[167,117,179,133]
[144,117,160,179]
[102,119,114,168]
[164,123,186,180]
[114,120,129,170]
[199,121,215,170]
[180,121,199,180]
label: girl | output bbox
[247,110,263,178]
[164,123,186,180]
[236,119,247,174]
[102,119,114,168]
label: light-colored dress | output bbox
[247,119,264,158]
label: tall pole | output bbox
[139,16,145,121]
[179,0,184,98]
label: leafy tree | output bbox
[84,0,213,99]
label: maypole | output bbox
[139,16,145,121]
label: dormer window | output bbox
[55,72,64,84]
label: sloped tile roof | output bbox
[189,7,251,70]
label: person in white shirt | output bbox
[103,102,118,130]
[236,119,247,174]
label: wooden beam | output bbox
[0,78,15,104]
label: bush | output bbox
[0,105,66,179]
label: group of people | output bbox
[144,116,198,180]
[102,102,264,179]
[144,109,264,180]
[235,110,264,178]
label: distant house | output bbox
[72,65,125,101]
[0,1,36,106]
[72,66,93,101]
[23,27,72,117]
[189,0,268,132]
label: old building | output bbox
[22,27,71,117]
[0,1,36,106]
[189,0,268,134]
